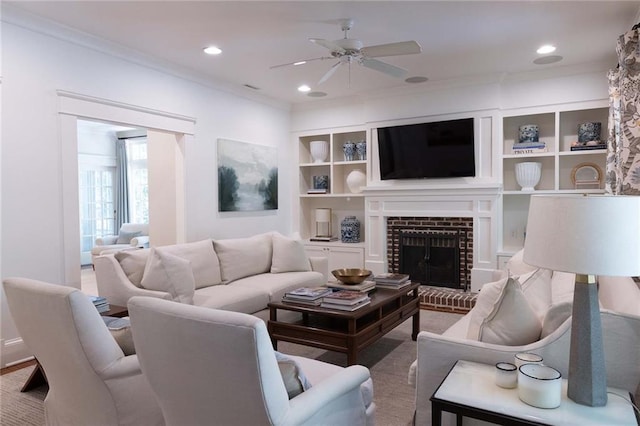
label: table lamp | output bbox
[315,208,332,238]
[523,194,640,406]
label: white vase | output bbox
[515,162,542,191]
[346,169,366,193]
[309,141,328,163]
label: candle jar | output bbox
[517,364,562,409]
[495,362,518,389]
[514,352,543,368]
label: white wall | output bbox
[0,19,291,366]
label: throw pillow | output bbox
[157,239,222,289]
[140,248,196,304]
[506,249,538,276]
[102,316,135,355]
[116,230,142,244]
[274,351,311,399]
[540,301,573,339]
[214,233,273,284]
[270,232,311,273]
[598,275,640,316]
[467,276,542,345]
[518,268,553,322]
[115,249,150,287]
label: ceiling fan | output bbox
[271,19,422,85]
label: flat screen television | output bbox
[377,118,475,180]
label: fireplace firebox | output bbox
[387,217,473,291]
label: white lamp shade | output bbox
[524,195,640,276]
[315,208,331,222]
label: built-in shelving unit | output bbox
[295,126,368,268]
[499,101,608,258]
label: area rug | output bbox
[0,309,462,426]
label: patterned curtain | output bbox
[605,25,640,195]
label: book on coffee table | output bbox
[320,299,371,311]
[284,287,332,300]
[322,290,370,305]
[375,280,413,290]
[327,280,376,293]
[373,273,410,284]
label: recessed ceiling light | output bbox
[536,45,556,54]
[405,76,428,84]
[307,91,327,97]
[298,84,311,92]
[533,55,563,65]
[203,46,222,55]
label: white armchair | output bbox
[128,296,375,426]
[2,278,163,426]
[91,223,149,266]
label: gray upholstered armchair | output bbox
[128,296,376,425]
[3,278,163,426]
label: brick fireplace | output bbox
[386,217,473,290]
[363,186,500,292]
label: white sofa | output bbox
[91,223,150,265]
[410,250,640,425]
[95,232,328,317]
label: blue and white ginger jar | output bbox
[340,216,361,243]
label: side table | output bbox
[21,304,129,392]
[431,360,638,426]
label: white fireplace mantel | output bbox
[363,184,501,292]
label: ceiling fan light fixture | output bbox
[203,46,222,55]
[536,44,556,54]
[298,84,311,92]
[405,76,428,83]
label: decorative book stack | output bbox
[373,273,412,289]
[511,142,547,154]
[320,290,371,311]
[282,287,333,306]
[327,279,376,293]
[88,295,110,313]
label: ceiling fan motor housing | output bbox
[334,38,363,56]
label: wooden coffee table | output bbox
[268,282,420,365]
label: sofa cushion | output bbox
[467,276,541,345]
[158,239,222,289]
[140,248,196,304]
[194,285,269,314]
[598,276,640,315]
[518,268,553,321]
[270,232,311,274]
[540,301,573,338]
[214,233,273,283]
[102,316,135,355]
[232,271,325,302]
[274,351,312,399]
[550,271,576,305]
[506,249,538,276]
[114,249,151,287]
[116,230,142,244]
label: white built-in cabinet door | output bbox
[304,244,364,271]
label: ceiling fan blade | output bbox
[310,38,345,54]
[361,58,408,78]
[270,56,334,69]
[318,62,342,85]
[361,41,422,58]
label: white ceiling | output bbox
[7,1,640,105]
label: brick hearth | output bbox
[418,285,477,314]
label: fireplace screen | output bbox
[400,231,462,289]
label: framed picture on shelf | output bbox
[571,162,602,189]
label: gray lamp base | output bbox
[568,275,607,406]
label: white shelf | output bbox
[296,127,368,241]
[500,102,608,254]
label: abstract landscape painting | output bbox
[217,138,278,211]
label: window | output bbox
[79,167,115,253]
[126,138,149,224]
